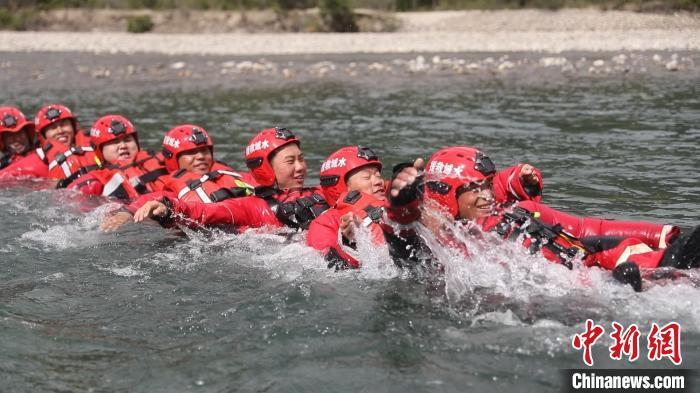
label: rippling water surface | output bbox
[2,59,699,392]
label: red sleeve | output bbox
[169,195,280,229]
[492,164,543,204]
[0,152,50,179]
[125,191,176,214]
[307,209,361,268]
[307,209,342,252]
[517,201,677,249]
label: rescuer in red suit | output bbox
[386,146,695,291]
[306,145,545,269]
[154,124,255,203]
[104,127,329,232]
[1,104,100,188]
[70,114,170,200]
[0,107,37,171]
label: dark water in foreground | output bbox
[1,57,700,392]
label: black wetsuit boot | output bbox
[658,225,700,269]
[612,262,643,292]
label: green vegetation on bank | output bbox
[126,14,153,32]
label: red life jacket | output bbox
[90,150,170,200]
[255,186,330,230]
[36,141,102,188]
[165,162,254,203]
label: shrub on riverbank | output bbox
[320,0,358,31]
[126,14,153,32]
[0,8,39,30]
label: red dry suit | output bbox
[308,191,389,268]
[307,164,540,269]
[384,176,678,273]
[128,185,329,232]
[0,141,101,187]
[71,150,170,200]
[159,162,256,204]
[0,149,51,178]
[479,201,678,270]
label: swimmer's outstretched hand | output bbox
[133,200,169,223]
[390,158,425,198]
[100,211,133,232]
[339,212,360,243]
[519,163,539,185]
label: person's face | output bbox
[456,179,495,221]
[177,146,213,175]
[101,134,139,164]
[1,128,30,155]
[42,118,75,145]
[270,143,306,190]
[345,165,385,201]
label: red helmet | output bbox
[244,127,300,187]
[424,146,497,218]
[319,145,382,205]
[161,124,214,172]
[89,115,139,162]
[33,104,79,146]
[0,106,35,151]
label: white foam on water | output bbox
[352,224,402,280]
[102,265,150,279]
[413,211,700,334]
[20,202,123,251]
[40,272,66,282]
[149,226,332,281]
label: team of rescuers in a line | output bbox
[1,104,699,292]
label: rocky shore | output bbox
[1,9,698,93]
[1,9,698,55]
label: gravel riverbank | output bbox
[1,9,698,55]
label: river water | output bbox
[1,51,699,392]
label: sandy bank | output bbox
[0,29,698,55]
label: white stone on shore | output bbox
[91,68,111,78]
[170,61,186,69]
[368,62,387,71]
[612,54,627,64]
[593,59,605,67]
[561,63,576,73]
[666,59,679,71]
[409,55,427,72]
[236,61,254,71]
[539,57,568,67]
[466,62,481,71]
[497,61,514,71]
